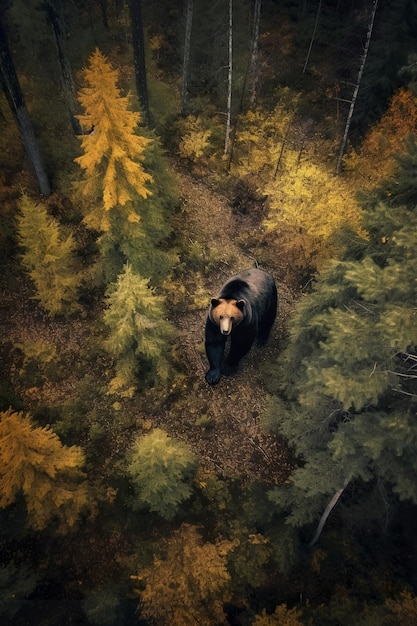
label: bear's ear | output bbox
[236,299,246,311]
[211,298,221,308]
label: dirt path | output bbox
[152,170,294,482]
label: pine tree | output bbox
[17,194,81,316]
[126,428,197,519]
[0,408,91,532]
[75,48,176,285]
[0,561,37,620]
[75,48,153,231]
[103,264,174,396]
[265,139,417,539]
[136,524,235,626]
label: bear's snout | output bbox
[219,319,232,335]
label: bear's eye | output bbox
[230,316,235,321]
[219,315,223,319]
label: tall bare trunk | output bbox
[303,0,322,74]
[181,0,193,116]
[224,0,233,155]
[249,0,261,106]
[44,1,82,135]
[0,16,51,196]
[336,0,378,174]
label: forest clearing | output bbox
[1,167,294,482]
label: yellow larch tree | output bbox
[0,408,92,533]
[231,91,364,269]
[75,48,153,231]
[263,155,364,268]
[253,604,304,626]
[345,87,417,186]
[135,524,237,626]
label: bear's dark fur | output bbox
[205,268,278,384]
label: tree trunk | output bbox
[181,0,193,116]
[309,479,349,547]
[226,0,261,170]
[44,1,82,135]
[249,0,261,106]
[224,0,233,155]
[99,0,109,29]
[128,0,148,115]
[303,0,322,74]
[0,15,51,196]
[336,0,378,174]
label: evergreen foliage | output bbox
[82,587,120,625]
[0,408,91,532]
[15,338,60,386]
[0,561,37,619]
[103,264,175,396]
[264,140,417,534]
[126,428,197,519]
[3,2,417,623]
[16,194,81,316]
[137,523,235,625]
[97,133,178,285]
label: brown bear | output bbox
[205,268,278,384]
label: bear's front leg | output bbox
[223,328,256,376]
[205,320,227,384]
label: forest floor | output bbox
[0,167,296,486]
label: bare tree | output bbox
[303,0,322,74]
[248,0,261,106]
[181,0,193,116]
[44,1,82,135]
[0,13,51,196]
[224,0,233,154]
[336,0,379,174]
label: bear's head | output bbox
[209,298,245,335]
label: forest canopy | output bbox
[1,0,417,625]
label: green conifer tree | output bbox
[16,194,81,316]
[0,561,37,620]
[103,264,175,396]
[265,139,417,539]
[126,429,197,519]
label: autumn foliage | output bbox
[345,88,417,185]
[136,524,236,625]
[17,194,81,316]
[0,408,91,532]
[75,48,153,230]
